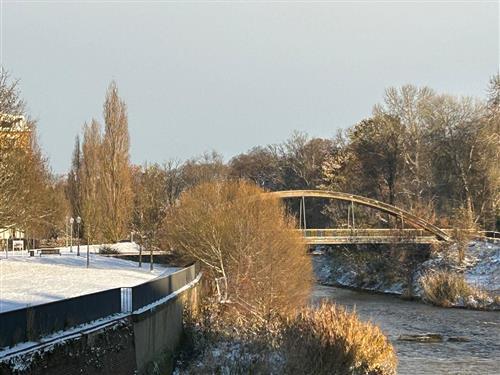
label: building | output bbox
[0,113,30,250]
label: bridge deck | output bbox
[300,229,438,245]
[304,236,438,245]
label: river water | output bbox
[312,285,500,375]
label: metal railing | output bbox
[300,228,428,237]
[0,263,200,350]
[131,263,198,311]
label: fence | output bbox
[0,263,199,350]
[131,263,198,311]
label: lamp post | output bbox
[65,216,69,247]
[86,224,90,268]
[86,236,90,268]
[69,217,74,252]
[76,216,81,256]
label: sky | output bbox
[1,1,498,174]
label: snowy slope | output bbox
[0,247,178,313]
[464,240,500,293]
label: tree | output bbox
[279,132,334,190]
[164,180,313,321]
[347,114,404,205]
[100,82,133,242]
[80,120,103,244]
[66,135,82,224]
[374,85,435,209]
[229,146,284,191]
[180,151,228,189]
[0,69,65,240]
[132,163,170,269]
[484,74,500,229]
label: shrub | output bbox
[164,180,313,322]
[98,245,119,254]
[281,301,397,375]
[420,270,471,307]
[177,299,396,375]
[420,270,496,309]
[175,296,283,374]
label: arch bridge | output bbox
[266,190,452,245]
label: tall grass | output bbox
[281,302,397,375]
[420,270,484,307]
[177,299,397,374]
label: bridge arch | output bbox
[266,190,451,242]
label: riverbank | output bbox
[312,240,500,310]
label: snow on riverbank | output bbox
[464,241,500,293]
[0,246,178,313]
[314,240,500,301]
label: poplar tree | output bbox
[100,82,132,242]
[81,119,103,243]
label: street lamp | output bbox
[76,216,81,256]
[86,223,90,268]
[69,217,74,252]
[65,216,69,247]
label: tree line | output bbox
[1,69,498,248]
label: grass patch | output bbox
[281,302,397,375]
[420,269,496,309]
[175,299,397,374]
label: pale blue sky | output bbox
[1,1,498,173]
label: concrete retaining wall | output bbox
[0,276,201,375]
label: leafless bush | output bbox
[164,180,313,322]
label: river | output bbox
[313,284,500,375]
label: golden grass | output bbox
[420,270,471,307]
[281,301,397,375]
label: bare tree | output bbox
[229,146,285,190]
[132,163,170,269]
[66,135,82,223]
[374,85,435,209]
[0,70,65,239]
[347,114,404,205]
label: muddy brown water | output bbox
[312,285,500,375]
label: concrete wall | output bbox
[0,277,201,375]
[133,284,200,374]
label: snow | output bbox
[0,245,178,313]
[464,241,500,293]
[0,314,128,363]
[105,241,142,254]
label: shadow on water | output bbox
[312,284,500,375]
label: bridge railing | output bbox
[299,228,428,238]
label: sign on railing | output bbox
[121,288,132,313]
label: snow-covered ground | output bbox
[0,245,178,313]
[464,241,500,293]
[103,241,142,254]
